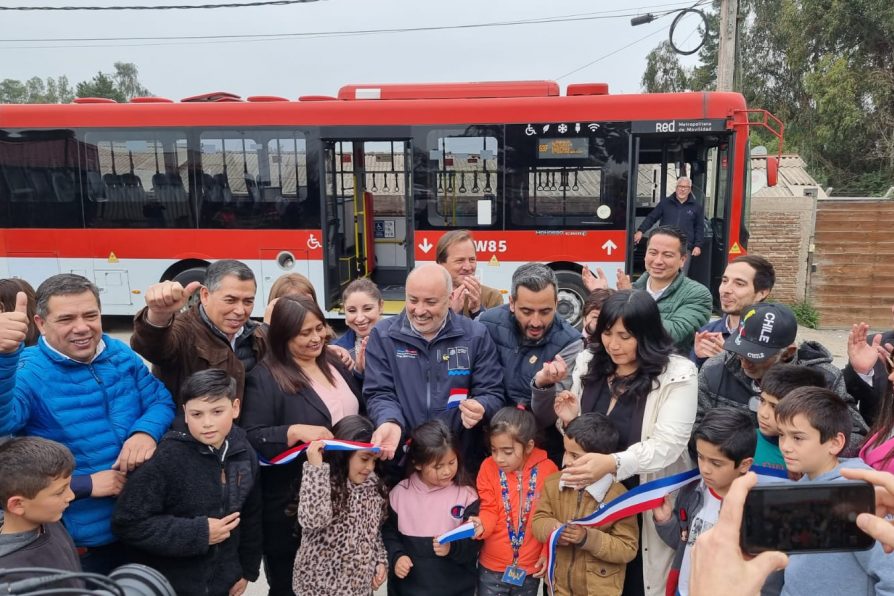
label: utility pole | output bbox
[716,0,739,91]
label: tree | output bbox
[112,62,150,101]
[76,72,126,102]
[641,41,690,93]
[642,0,894,195]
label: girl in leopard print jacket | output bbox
[293,415,389,596]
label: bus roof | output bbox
[0,81,747,129]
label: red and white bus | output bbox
[0,81,781,324]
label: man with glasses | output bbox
[634,176,705,273]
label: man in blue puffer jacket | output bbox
[0,274,174,574]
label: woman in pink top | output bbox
[860,363,894,473]
[242,295,363,595]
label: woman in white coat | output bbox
[531,289,697,596]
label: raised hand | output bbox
[582,267,609,292]
[305,440,325,467]
[554,390,580,426]
[371,422,402,460]
[848,323,883,375]
[693,330,726,360]
[0,291,29,353]
[534,355,568,388]
[145,280,201,325]
[449,285,469,314]
[461,276,482,313]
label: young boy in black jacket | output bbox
[113,369,262,596]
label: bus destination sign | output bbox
[631,119,728,134]
[538,138,590,159]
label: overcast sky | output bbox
[0,0,707,100]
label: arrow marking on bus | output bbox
[418,238,433,254]
[602,239,617,255]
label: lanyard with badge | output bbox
[498,465,539,586]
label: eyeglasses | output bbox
[676,185,691,190]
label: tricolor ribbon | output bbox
[259,439,380,467]
[546,469,700,594]
[545,467,789,594]
[436,521,477,545]
[447,388,468,409]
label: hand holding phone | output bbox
[740,480,876,555]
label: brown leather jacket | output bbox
[131,305,267,406]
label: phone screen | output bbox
[741,480,876,554]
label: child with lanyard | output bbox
[469,406,559,595]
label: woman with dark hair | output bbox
[535,290,697,596]
[0,278,38,346]
[241,295,363,596]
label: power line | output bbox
[0,1,702,45]
[554,25,670,81]
[0,0,317,10]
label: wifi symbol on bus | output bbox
[587,123,600,132]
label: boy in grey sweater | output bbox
[775,387,894,596]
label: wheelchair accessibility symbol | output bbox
[307,234,322,250]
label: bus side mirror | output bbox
[766,156,779,187]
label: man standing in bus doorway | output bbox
[364,263,505,475]
[0,274,174,574]
[690,255,776,368]
[435,230,504,318]
[634,176,705,275]
[132,259,266,407]
[587,226,712,353]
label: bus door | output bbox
[321,137,412,311]
[631,120,733,302]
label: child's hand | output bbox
[208,511,240,545]
[558,523,587,546]
[467,515,484,539]
[306,440,325,467]
[394,555,413,579]
[432,537,451,556]
[372,563,386,589]
[228,578,248,596]
[532,554,548,578]
[653,495,673,523]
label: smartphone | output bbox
[740,480,876,554]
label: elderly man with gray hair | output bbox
[634,175,705,266]
[364,263,505,474]
[132,259,266,406]
[479,262,583,465]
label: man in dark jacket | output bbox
[132,259,266,406]
[365,263,505,473]
[698,302,868,452]
[634,176,705,265]
[113,370,262,595]
[480,263,582,465]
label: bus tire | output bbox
[171,267,207,310]
[555,269,587,330]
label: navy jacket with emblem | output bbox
[364,310,505,470]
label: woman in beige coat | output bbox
[531,289,697,596]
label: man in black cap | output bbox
[697,302,868,451]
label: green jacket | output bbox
[633,272,712,352]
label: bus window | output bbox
[413,126,502,230]
[0,129,84,228]
[199,130,311,229]
[504,122,629,230]
[82,130,193,229]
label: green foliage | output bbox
[789,300,820,329]
[641,41,690,92]
[1,62,148,104]
[643,0,894,196]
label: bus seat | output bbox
[245,174,260,203]
[103,173,124,201]
[166,172,187,202]
[121,172,145,202]
[27,169,54,201]
[152,172,170,202]
[4,167,35,202]
[86,171,107,201]
[51,170,76,202]
[213,173,233,203]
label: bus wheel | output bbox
[555,270,587,329]
[171,267,206,310]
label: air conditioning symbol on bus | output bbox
[307,234,322,250]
